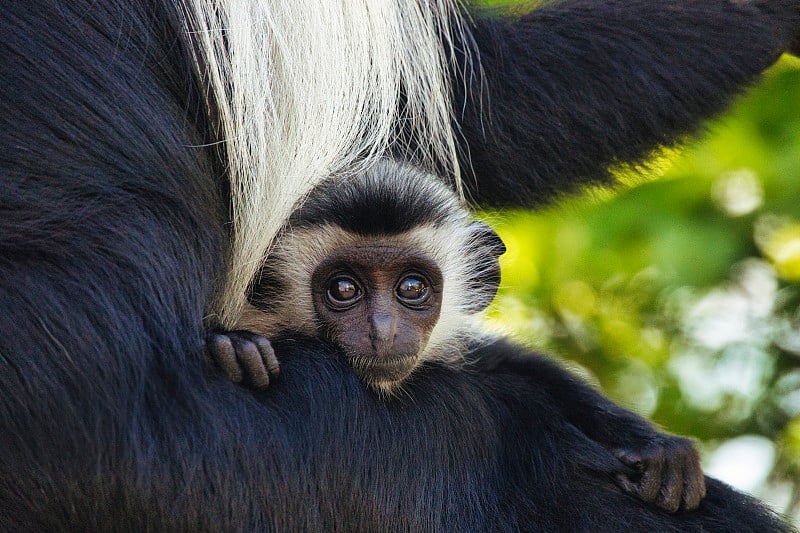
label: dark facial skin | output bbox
[310,245,443,389]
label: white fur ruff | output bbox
[245,170,497,368]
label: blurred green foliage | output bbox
[485,57,800,520]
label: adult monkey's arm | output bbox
[456,0,800,206]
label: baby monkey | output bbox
[207,160,706,512]
[208,160,503,392]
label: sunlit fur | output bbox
[237,160,499,390]
[175,0,471,326]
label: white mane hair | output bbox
[175,0,472,326]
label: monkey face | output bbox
[311,246,443,391]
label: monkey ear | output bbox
[466,221,506,313]
[471,221,506,257]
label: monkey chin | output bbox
[349,355,418,396]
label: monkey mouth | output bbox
[349,355,417,390]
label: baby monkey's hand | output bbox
[206,331,280,389]
[613,435,706,513]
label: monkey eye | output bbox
[395,274,430,305]
[325,275,362,309]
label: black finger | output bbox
[253,336,280,376]
[657,443,684,513]
[634,448,665,504]
[234,338,271,389]
[681,447,706,510]
[209,334,243,383]
[615,449,645,472]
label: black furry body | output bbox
[255,336,791,532]
[1,0,798,530]
[459,1,798,206]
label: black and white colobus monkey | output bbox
[208,159,706,512]
[2,0,800,530]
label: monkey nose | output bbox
[370,314,396,354]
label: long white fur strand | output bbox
[175,0,468,326]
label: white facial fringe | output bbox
[257,219,492,368]
[175,0,469,326]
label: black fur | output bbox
[458,0,800,206]
[1,0,798,530]
[291,163,458,235]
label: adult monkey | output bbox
[1,1,798,531]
